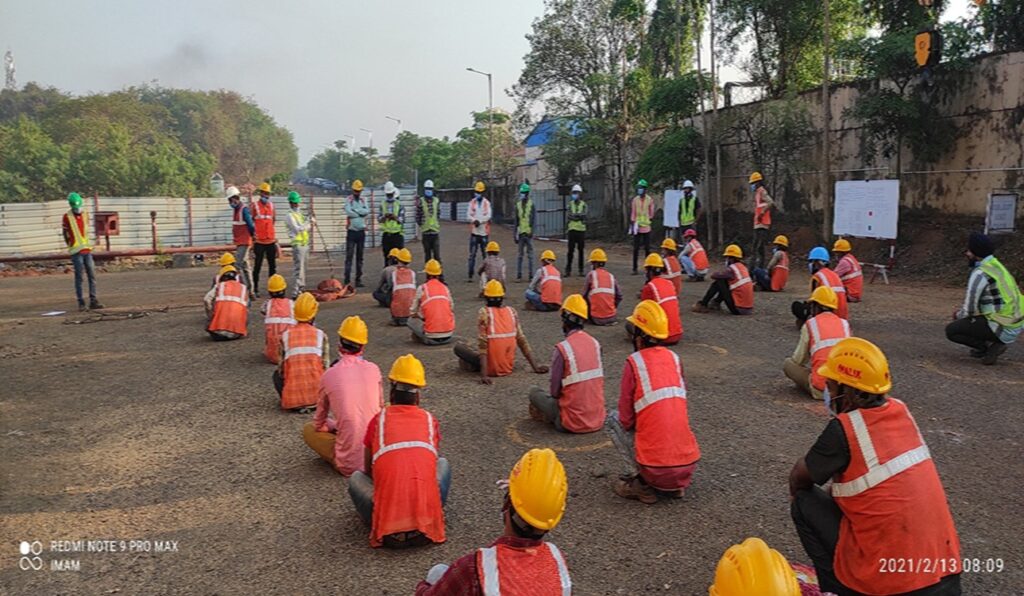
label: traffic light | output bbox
[915,30,942,68]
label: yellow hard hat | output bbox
[388,353,427,388]
[218,265,237,277]
[218,252,236,266]
[561,294,589,320]
[833,238,852,253]
[589,248,608,263]
[809,285,839,310]
[484,279,505,298]
[773,235,789,248]
[293,292,319,322]
[817,337,892,395]
[748,172,763,184]
[723,244,744,259]
[474,181,486,193]
[541,249,556,262]
[644,253,665,269]
[267,274,287,293]
[424,259,443,276]
[508,448,568,532]
[338,315,369,345]
[627,299,669,340]
[388,248,401,259]
[486,241,500,253]
[352,179,364,192]
[660,238,677,252]
[708,537,800,596]
[258,182,272,193]
[397,248,413,264]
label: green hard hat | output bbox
[637,179,648,188]
[67,192,83,207]
[287,191,302,204]
[519,183,531,193]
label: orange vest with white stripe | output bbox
[586,268,617,320]
[754,187,771,227]
[476,542,572,596]
[805,312,851,391]
[643,277,682,341]
[555,330,605,433]
[486,306,518,377]
[628,347,700,467]
[420,279,454,335]
[252,200,276,243]
[833,399,960,594]
[839,254,863,301]
[280,324,325,410]
[370,406,445,548]
[390,267,417,319]
[208,280,248,336]
[232,206,252,246]
[540,264,562,305]
[770,251,789,291]
[687,239,709,271]
[813,268,848,320]
[729,263,754,310]
[263,297,296,364]
[663,255,683,295]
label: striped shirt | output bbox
[957,256,1022,344]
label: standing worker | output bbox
[286,191,313,297]
[565,184,587,277]
[251,182,279,298]
[608,300,700,504]
[227,185,255,297]
[583,248,622,325]
[832,238,863,302]
[261,274,295,364]
[415,449,572,595]
[945,232,1022,365]
[205,265,248,341]
[525,250,563,312]
[274,292,329,411]
[692,244,754,315]
[418,180,442,264]
[630,179,654,274]
[344,180,370,287]
[466,181,492,282]
[792,247,847,324]
[752,235,790,292]
[515,183,535,282]
[389,248,417,326]
[789,337,962,595]
[680,228,709,282]
[634,253,682,345]
[783,286,851,400]
[660,238,683,296]
[749,172,774,269]
[62,192,103,311]
[378,181,405,265]
[408,260,455,345]
[678,180,701,236]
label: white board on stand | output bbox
[662,190,682,229]
[985,193,1018,234]
[833,180,899,240]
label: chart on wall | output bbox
[833,180,900,240]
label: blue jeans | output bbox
[752,267,772,290]
[468,234,488,279]
[71,252,98,305]
[348,457,452,527]
[525,289,558,311]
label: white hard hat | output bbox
[225,185,240,198]
[424,180,435,189]
[384,181,396,194]
[571,184,583,193]
[682,180,695,189]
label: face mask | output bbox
[808,262,816,274]
[424,189,433,198]
[637,188,646,195]
[823,387,836,418]
[571,193,580,200]
[291,204,299,210]
[520,193,528,200]
[72,207,82,214]
[750,184,757,192]
[260,195,269,203]
[474,193,481,199]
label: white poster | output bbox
[833,180,900,240]
[662,190,682,228]
[985,193,1018,234]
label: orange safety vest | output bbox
[555,331,605,433]
[687,239,709,271]
[839,254,863,301]
[663,255,683,295]
[805,312,851,391]
[833,398,960,594]
[771,251,790,291]
[476,542,572,595]
[628,347,700,467]
[280,323,325,410]
[813,268,848,320]
[232,206,252,246]
[643,277,682,342]
[370,406,445,548]
[586,269,617,320]
[263,297,296,364]
[540,264,562,305]
[486,306,518,377]
[729,263,754,310]
[252,200,276,244]
[754,187,771,228]
[208,280,249,337]
[390,267,417,319]
[420,279,454,335]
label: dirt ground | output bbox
[2,221,1022,595]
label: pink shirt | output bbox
[313,353,384,476]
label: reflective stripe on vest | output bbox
[420,288,451,308]
[808,315,851,352]
[979,257,1024,328]
[420,197,440,233]
[488,308,518,339]
[283,328,325,360]
[265,299,296,326]
[392,269,417,291]
[478,543,571,596]
[516,199,533,235]
[650,279,677,306]
[590,270,615,295]
[541,268,561,285]
[558,334,603,386]
[568,200,586,232]
[372,408,437,463]
[67,211,92,254]
[381,200,402,234]
[831,408,932,498]
[217,283,248,305]
[840,270,861,280]
[815,270,846,293]
[679,195,697,225]
[265,316,296,325]
[728,264,752,290]
[689,242,705,258]
[289,211,309,245]
[629,350,686,412]
[635,196,652,228]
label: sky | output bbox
[0,0,977,164]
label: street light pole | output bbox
[467,67,494,179]
[359,128,374,152]
[342,135,355,154]
[821,0,832,241]
[385,116,403,134]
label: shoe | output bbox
[88,299,104,310]
[692,301,712,314]
[466,278,474,283]
[524,301,537,311]
[565,271,571,278]
[695,275,705,282]
[252,291,260,299]
[631,270,640,275]
[528,403,546,422]
[614,476,657,504]
[78,302,88,312]
[578,270,584,277]
[356,280,365,288]
[969,348,986,358]
[982,342,1007,365]
[516,276,523,283]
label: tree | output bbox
[453,110,519,183]
[0,117,70,201]
[541,120,603,185]
[389,131,425,185]
[642,0,703,79]
[635,125,704,190]
[413,136,462,188]
[976,0,1024,51]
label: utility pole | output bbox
[821,0,832,241]
[695,0,712,247]
[359,128,374,151]
[466,67,494,179]
[385,115,402,134]
[710,0,722,249]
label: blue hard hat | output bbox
[809,246,830,262]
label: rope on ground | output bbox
[63,306,172,324]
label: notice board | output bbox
[833,180,900,240]
[662,190,682,228]
[985,193,1018,234]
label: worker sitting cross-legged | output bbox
[261,274,295,364]
[415,449,572,594]
[583,248,622,325]
[832,238,863,303]
[348,354,450,549]
[608,300,700,504]
[628,253,682,345]
[792,246,848,325]
[660,238,684,296]
[783,286,851,400]
[454,280,548,384]
[303,316,383,476]
[752,235,790,292]
[528,295,606,434]
[273,293,329,411]
[477,241,507,297]
[692,244,754,315]
[408,260,455,345]
[389,248,417,326]
[789,338,962,595]
[205,265,249,341]
[372,248,401,307]
[708,537,801,596]
[525,250,563,311]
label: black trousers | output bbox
[381,232,404,265]
[701,278,740,314]
[344,230,365,284]
[752,228,769,269]
[422,232,441,264]
[945,315,1000,351]
[792,300,810,325]
[272,370,284,397]
[566,230,585,275]
[253,242,277,293]
[632,232,651,272]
